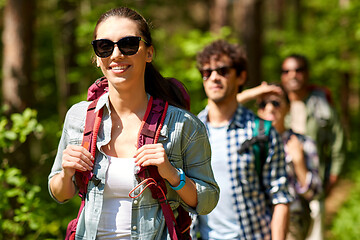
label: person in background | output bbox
[193,39,292,240]
[48,7,219,239]
[238,82,322,240]
[280,54,346,240]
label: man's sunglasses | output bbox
[281,67,305,75]
[199,66,233,81]
[258,100,281,109]
[91,36,148,58]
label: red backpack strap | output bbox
[75,98,103,197]
[136,97,168,195]
[134,97,189,240]
[87,77,109,101]
[66,99,104,240]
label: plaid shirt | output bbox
[197,105,293,240]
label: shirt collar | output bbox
[95,92,110,113]
[200,104,246,129]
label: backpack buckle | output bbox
[90,174,101,186]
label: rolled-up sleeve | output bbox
[165,108,219,215]
[48,102,88,203]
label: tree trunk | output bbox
[209,0,228,34]
[234,0,263,87]
[339,0,350,139]
[2,0,36,113]
[1,0,36,178]
[275,0,285,29]
[54,0,79,119]
[294,0,302,32]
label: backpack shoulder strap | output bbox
[238,117,271,176]
[136,96,169,197]
[135,97,180,240]
[87,77,109,101]
[253,117,271,180]
[135,97,191,240]
[75,98,103,197]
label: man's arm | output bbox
[271,203,289,240]
[327,108,346,194]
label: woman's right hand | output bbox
[62,145,94,178]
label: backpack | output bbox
[65,77,191,240]
[238,117,272,186]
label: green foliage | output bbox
[0,114,57,240]
[0,164,68,240]
[1,0,358,238]
[0,108,72,239]
[154,26,237,113]
[263,0,360,112]
[0,108,43,152]
[329,156,360,240]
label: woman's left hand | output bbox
[134,143,177,182]
[134,143,198,207]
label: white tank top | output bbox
[97,156,135,240]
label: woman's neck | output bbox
[108,85,148,116]
[274,120,287,135]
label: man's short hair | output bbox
[197,39,247,77]
[284,54,309,71]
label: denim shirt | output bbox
[48,93,219,240]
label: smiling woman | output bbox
[48,6,219,240]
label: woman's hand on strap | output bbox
[134,143,175,181]
[49,145,94,202]
[134,143,198,207]
[62,145,94,178]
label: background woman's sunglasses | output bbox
[91,36,147,58]
[199,66,233,81]
[258,100,281,109]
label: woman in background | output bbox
[238,82,322,240]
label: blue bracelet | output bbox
[170,168,186,191]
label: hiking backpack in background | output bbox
[65,76,192,240]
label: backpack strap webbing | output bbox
[253,117,272,185]
[135,97,189,240]
[237,117,271,181]
[75,98,103,197]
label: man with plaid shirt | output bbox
[193,40,293,240]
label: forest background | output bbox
[0,0,359,239]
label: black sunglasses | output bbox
[91,36,148,58]
[281,67,305,75]
[199,66,233,81]
[258,100,281,109]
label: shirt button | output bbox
[132,225,137,230]
[133,200,138,205]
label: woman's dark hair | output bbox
[93,7,189,110]
[196,39,247,92]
